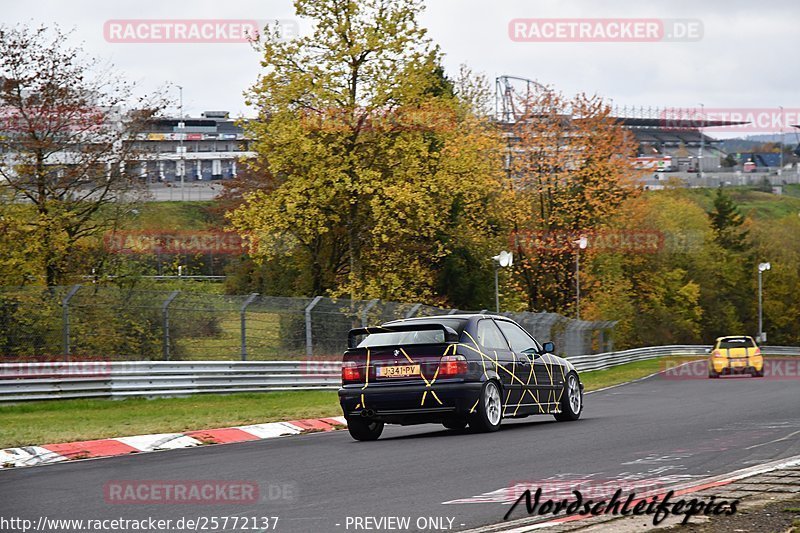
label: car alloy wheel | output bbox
[568,374,581,414]
[470,380,503,432]
[554,371,583,422]
[485,381,501,426]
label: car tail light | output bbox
[439,355,467,377]
[712,350,724,358]
[753,348,761,356]
[342,361,362,383]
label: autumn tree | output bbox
[507,85,641,313]
[709,186,748,252]
[586,193,710,346]
[0,24,165,285]
[750,214,800,345]
[229,0,505,301]
[0,190,44,285]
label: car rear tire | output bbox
[442,418,468,431]
[554,372,583,422]
[752,368,764,378]
[708,370,720,378]
[469,381,502,433]
[346,417,384,441]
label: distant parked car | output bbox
[707,336,764,378]
[338,314,584,441]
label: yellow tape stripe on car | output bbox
[362,348,371,390]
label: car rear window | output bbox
[718,338,756,349]
[356,319,466,348]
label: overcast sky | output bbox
[4,0,798,122]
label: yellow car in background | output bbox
[708,336,764,378]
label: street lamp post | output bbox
[779,105,784,176]
[758,262,771,342]
[179,86,185,201]
[491,251,513,313]
[172,84,186,201]
[494,267,499,313]
[698,103,704,179]
[573,236,588,320]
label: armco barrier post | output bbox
[305,296,323,357]
[162,290,180,360]
[240,293,259,361]
[61,284,81,360]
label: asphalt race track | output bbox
[3,369,799,532]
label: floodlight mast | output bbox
[779,106,784,176]
[698,103,704,178]
[178,85,185,200]
[495,75,547,124]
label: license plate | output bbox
[378,365,421,378]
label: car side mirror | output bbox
[542,341,555,354]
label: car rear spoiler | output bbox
[347,323,460,349]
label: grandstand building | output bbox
[127,111,255,182]
[494,76,752,175]
[614,110,731,173]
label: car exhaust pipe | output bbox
[361,409,375,418]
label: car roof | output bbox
[715,336,755,341]
[384,313,506,324]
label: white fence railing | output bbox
[0,346,797,402]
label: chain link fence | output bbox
[0,286,615,361]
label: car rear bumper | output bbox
[716,366,758,375]
[338,381,483,425]
[711,357,763,374]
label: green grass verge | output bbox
[579,356,689,392]
[0,356,694,448]
[676,187,800,220]
[0,391,341,448]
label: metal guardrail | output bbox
[0,345,797,402]
[567,345,799,372]
[567,345,707,372]
[0,361,341,402]
[757,346,800,356]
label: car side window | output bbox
[477,319,509,351]
[496,321,539,355]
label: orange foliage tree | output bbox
[506,86,642,314]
